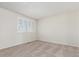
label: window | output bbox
[17,17,36,32]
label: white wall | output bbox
[0,8,37,49]
[38,11,79,47]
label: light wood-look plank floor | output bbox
[0,40,79,57]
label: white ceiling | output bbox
[0,2,79,19]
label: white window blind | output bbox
[17,17,36,32]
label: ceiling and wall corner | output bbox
[0,2,79,20]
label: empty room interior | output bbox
[0,2,79,57]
